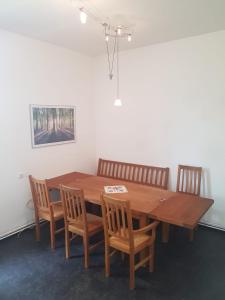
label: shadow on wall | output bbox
[201,168,212,198]
[201,168,217,226]
[167,166,175,191]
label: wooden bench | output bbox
[97,158,169,190]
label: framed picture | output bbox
[30,105,76,148]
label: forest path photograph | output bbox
[31,106,75,147]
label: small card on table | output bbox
[104,185,128,194]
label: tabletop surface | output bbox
[47,172,214,229]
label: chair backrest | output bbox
[60,185,87,230]
[101,194,134,249]
[97,158,169,190]
[176,165,202,196]
[29,175,50,211]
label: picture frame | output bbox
[30,105,76,148]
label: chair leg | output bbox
[65,227,70,259]
[105,244,110,277]
[83,236,89,269]
[189,229,194,241]
[35,216,40,241]
[139,215,148,263]
[149,245,155,272]
[50,220,56,250]
[129,254,135,290]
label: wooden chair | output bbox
[29,175,64,249]
[101,193,159,289]
[97,158,169,190]
[177,164,202,241]
[176,165,202,196]
[60,185,103,268]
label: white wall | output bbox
[94,30,225,229]
[1,29,225,237]
[0,30,95,237]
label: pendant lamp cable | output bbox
[105,26,117,80]
[116,34,119,99]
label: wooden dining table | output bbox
[47,171,214,242]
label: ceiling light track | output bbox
[72,0,133,106]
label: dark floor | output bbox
[0,223,225,300]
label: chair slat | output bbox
[115,206,121,235]
[121,206,126,236]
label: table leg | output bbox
[162,222,170,243]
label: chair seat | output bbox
[38,203,64,221]
[68,213,103,236]
[109,230,152,254]
[52,204,64,220]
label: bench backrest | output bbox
[97,158,169,190]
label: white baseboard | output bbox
[0,220,46,240]
[199,221,225,232]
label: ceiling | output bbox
[0,0,225,56]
